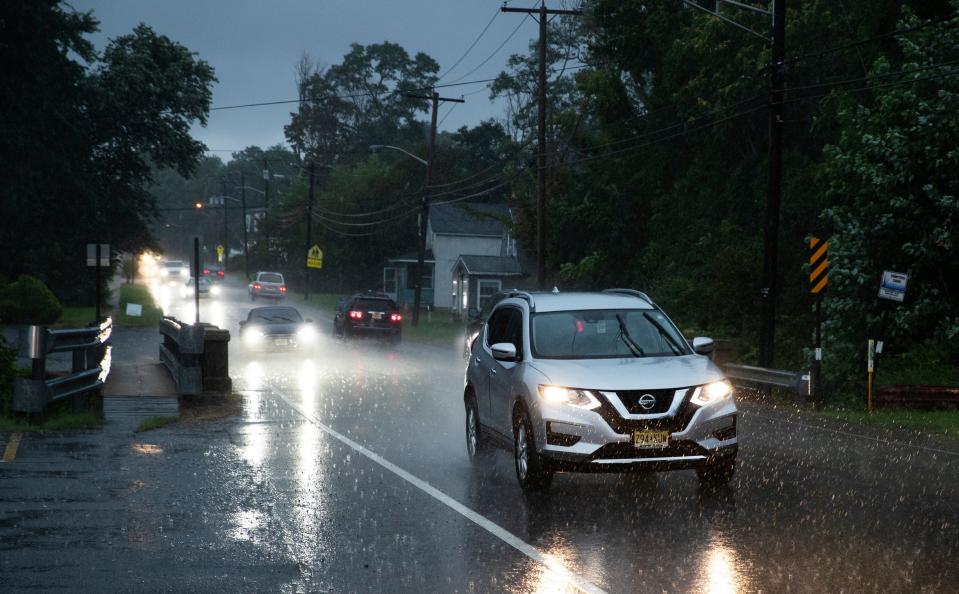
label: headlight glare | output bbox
[297,325,316,343]
[691,380,733,406]
[537,385,601,410]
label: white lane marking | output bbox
[746,411,959,457]
[273,389,609,594]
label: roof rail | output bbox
[603,288,655,306]
[505,290,536,311]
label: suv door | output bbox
[487,306,524,436]
[472,307,510,430]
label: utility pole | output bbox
[758,0,786,369]
[220,178,228,274]
[406,90,464,326]
[304,160,315,301]
[263,159,270,268]
[502,2,580,289]
[241,170,250,281]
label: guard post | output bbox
[808,237,829,406]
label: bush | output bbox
[0,335,15,416]
[117,283,163,327]
[0,275,63,324]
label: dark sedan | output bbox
[240,306,317,353]
[333,293,402,343]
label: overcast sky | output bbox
[70,0,539,160]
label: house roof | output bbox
[388,250,435,263]
[429,203,511,237]
[454,255,524,276]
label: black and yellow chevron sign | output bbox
[809,236,828,294]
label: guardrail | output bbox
[724,363,810,398]
[13,318,113,414]
[159,317,231,396]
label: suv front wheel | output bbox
[513,408,552,492]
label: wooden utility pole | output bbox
[241,170,250,281]
[406,90,464,326]
[758,0,786,369]
[263,159,270,267]
[502,2,580,288]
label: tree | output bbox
[0,1,215,302]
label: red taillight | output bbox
[390,313,402,322]
[279,286,287,293]
[348,310,364,320]
[203,268,210,275]
[253,282,261,289]
[217,271,224,277]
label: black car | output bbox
[240,306,317,352]
[333,293,402,343]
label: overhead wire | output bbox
[437,9,500,82]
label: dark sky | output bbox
[70,0,538,160]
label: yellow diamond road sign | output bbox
[307,245,323,269]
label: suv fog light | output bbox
[691,380,733,406]
[546,422,582,446]
[537,385,601,410]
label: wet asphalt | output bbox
[1,279,957,593]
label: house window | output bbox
[383,267,396,294]
[406,263,433,290]
[477,279,501,309]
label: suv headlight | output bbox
[691,380,733,406]
[537,385,601,410]
[243,330,264,345]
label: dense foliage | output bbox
[0,0,216,303]
[0,275,63,325]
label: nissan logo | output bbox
[638,394,657,410]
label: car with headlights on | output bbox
[464,289,738,492]
[182,276,218,298]
[240,306,317,353]
[161,259,189,283]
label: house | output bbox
[384,202,526,313]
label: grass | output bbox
[402,314,466,347]
[0,410,104,432]
[290,292,342,316]
[55,306,98,328]
[135,415,178,432]
[815,407,959,440]
[116,283,163,327]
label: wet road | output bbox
[2,278,958,592]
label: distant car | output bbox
[203,264,225,280]
[240,306,317,352]
[161,259,188,283]
[182,276,217,298]
[333,292,403,343]
[249,271,287,301]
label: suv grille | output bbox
[595,388,699,434]
[613,389,676,414]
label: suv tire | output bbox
[464,393,490,462]
[697,455,736,488]
[513,408,552,492]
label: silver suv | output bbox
[464,289,738,492]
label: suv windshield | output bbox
[531,309,689,359]
[258,273,283,283]
[250,308,301,323]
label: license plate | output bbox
[633,430,670,449]
[274,338,289,346]
[372,312,383,320]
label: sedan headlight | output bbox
[210,285,221,296]
[296,325,317,343]
[537,385,601,410]
[691,380,733,406]
[243,330,264,345]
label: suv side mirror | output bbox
[467,307,480,320]
[692,337,715,355]
[491,342,517,361]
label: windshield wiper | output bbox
[615,313,645,358]
[272,316,294,322]
[643,312,684,355]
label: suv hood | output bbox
[529,355,725,391]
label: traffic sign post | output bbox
[871,270,908,399]
[216,244,224,264]
[808,237,829,405]
[307,245,323,269]
[87,243,109,323]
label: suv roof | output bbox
[502,290,655,313]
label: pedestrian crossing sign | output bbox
[307,245,323,269]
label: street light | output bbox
[370,144,428,166]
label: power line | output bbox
[445,14,531,85]
[438,9,500,82]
